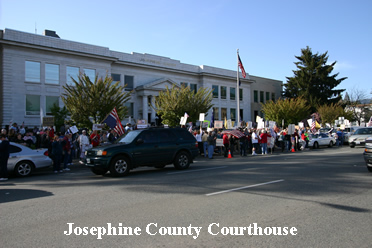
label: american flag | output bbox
[311,116,316,133]
[102,107,125,136]
[238,54,246,78]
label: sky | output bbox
[1,0,371,97]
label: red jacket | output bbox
[259,133,271,143]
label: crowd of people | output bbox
[191,126,343,159]
[0,122,134,176]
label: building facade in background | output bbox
[0,29,282,128]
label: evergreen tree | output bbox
[283,46,346,112]
[61,73,131,128]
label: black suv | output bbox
[85,128,199,176]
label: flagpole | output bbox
[237,49,240,128]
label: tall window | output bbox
[124,75,134,91]
[180,82,188,88]
[213,107,219,120]
[240,109,243,121]
[124,102,134,117]
[239,88,243,101]
[221,108,227,120]
[84,68,96,81]
[46,96,59,115]
[45,64,59,84]
[266,92,270,101]
[230,87,235,100]
[66,66,79,85]
[230,108,236,121]
[254,90,258,103]
[260,91,264,103]
[271,93,275,101]
[190,83,197,93]
[212,85,219,98]
[26,95,40,115]
[25,61,40,83]
[221,86,227,99]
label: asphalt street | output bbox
[0,146,371,248]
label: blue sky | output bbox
[1,0,371,97]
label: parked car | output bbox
[348,127,372,148]
[8,142,52,177]
[363,137,372,172]
[308,133,336,149]
[342,126,360,144]
[85,127,199,177]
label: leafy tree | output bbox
[152,85,213,127]
[261,97,310,127]
[343,88,372,125]
[61,73,131,128]
[50,104,69,132]
[317,103,344,126]
[284,46,347,112]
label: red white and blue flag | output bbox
[103,107,125,136]
[311,116,316,133]
[238,54,246,78]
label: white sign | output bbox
[288,124,295,135]
[298,122,304,128]
[214,121,223,129]
[227,119,233,129]
[269,121,276,129]
[93,124,104,131]
[247,121,252,129]
[257,121,265,129]
[199,113,205,122]
[216,138,223,147]
[180,117,186,125]
[69,125,79,134]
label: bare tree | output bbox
[343,87,372,125]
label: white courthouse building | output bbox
[0,29,282,128]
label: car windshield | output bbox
[116,130,141,144]
[353,128,372,135]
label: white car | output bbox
[308,133,336,149]
[8,142,53,177]
[349,127,372,148]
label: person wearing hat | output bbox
[78,130,90,162]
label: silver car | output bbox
[8,142,53,177]
[348,127,372,148]
[308,133,336,149]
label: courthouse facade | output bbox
[0,29,282,128]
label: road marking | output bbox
[167,166,228,175]
[206,179,285,196]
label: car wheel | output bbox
[110,156,130,177]
[367,167,372,172]
[328,141,333,147]
[174,151,190,170]
[15,161,33,177]
[90,168,108,175]
[313,142,319,149]
[350,144,355,148]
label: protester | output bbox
[78,130,90,163]
[0,134,10,181]
[202,131,208,158]
[52,135,63,173]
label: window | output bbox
[158,130,177,143]
[45,63,59,84]
[240,109,243,121]
[271,93,275,101]
[84,68,96,81]
[124,75,134,91]
[66,66,79,85]
[212,85,219,98]
[213,107,219,120]
[239,88,243,101]
[46,96,59,115]
[26,95,40,115]
[124,102,134,117]
[221,108,227,120]
[254,90,258,103]
[266,92,270,101]
[111,73,121,87]
[260,91,264,103]
[190,83,197,93]
[230,87,235,100]
[25,61,40,82]
[180,82,188,88]
[230,108,236,121]
[221,86,227,99]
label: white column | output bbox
[151,96,156,124]
[142,95,148,123]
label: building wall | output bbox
[0,28,282,128]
